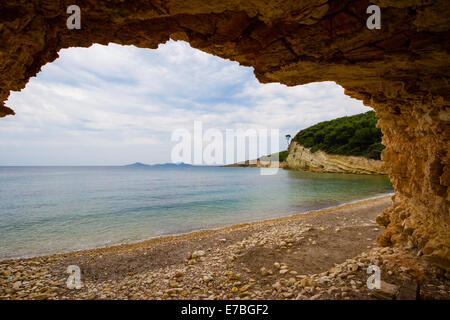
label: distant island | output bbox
[125,162,193,167]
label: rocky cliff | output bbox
[286,142,385,175]
[0,0,448,269]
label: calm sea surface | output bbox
[0,166,393,259]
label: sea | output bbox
[0,166,393,260]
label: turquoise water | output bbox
[0,166,393,260]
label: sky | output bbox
[0,40,371,166]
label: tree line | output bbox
[292,111,384,160]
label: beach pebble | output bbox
[192,250,205,259]
[174,271,184,278]
[260,267,273,276]
[12,281,21,290]
[240,284,251,292]
[2,197,448,302]
[202,275,213,282]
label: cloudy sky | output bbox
[0,40,371,166]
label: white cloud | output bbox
[0,41,371,165]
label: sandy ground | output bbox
[0,195,448,300]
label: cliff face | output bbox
[0,0,448,268]
[286,142,385,175]
[375,101,450,269]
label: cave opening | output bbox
[0,0,448,290]
[0,40,397,262]
[2,40,374,167]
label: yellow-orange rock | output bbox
[285,142,385,175]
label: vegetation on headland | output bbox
[259,150,289,162]
[292,111,384,160]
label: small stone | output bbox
[192,250,205,259]
[300,278,317,287]
[228,273,240,281]
[310,293,321,300]
[240,284,251,292]
[260,267,273,276]
[272,282,281,291]
[12,281,21,290]
[350,264,359,272]
[371,281,399,300]
[174,271,184,278]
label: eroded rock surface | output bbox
[285,142,385,174]
[0,1,448,268]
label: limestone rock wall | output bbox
[375,97,450,269]
[0,0,448,268]
[285,142,385,175]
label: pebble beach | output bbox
[1,195,448,300]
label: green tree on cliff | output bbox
[292,111,384,160]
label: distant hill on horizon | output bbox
[124,162,194,167]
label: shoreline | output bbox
[1,193,448,300]
[0,193,394,263]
